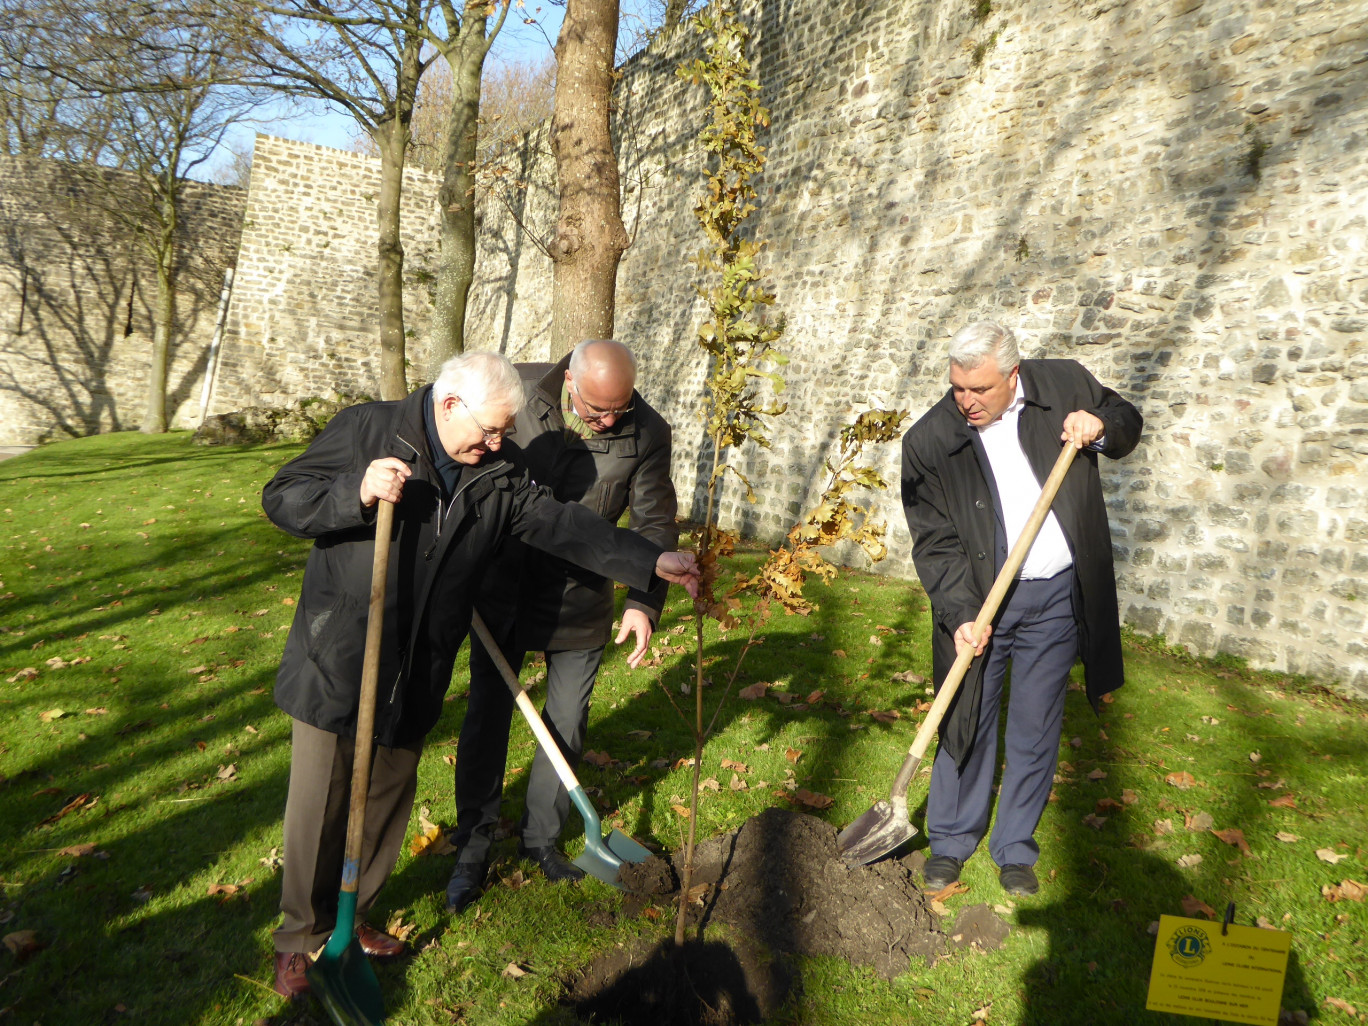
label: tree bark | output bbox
[548,0,628,359]
[429,0,504,376]
[140,181,177,433]
[373,22,425,401]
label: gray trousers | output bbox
[274,718,423,953]
[927,568,1078,868]
[452,625,604,862]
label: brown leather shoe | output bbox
[356,922,405,959]
[273,951,313,1000]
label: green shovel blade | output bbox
[306,891,385,1026]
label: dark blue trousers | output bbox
[927,568,1078,867]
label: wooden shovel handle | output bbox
[470,610,582,793]
[888,443,1079,801]
[340,499,393,894]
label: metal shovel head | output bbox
[572,828,652,889]
[836,798,918,867]
[307,934,385,1026]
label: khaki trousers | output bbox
[273,718,423,953]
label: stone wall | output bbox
[5,0,1365,693]
[207,135,442,412]
[0,157,244,443]
[462,0,1368,692]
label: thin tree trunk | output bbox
[140,185,176,433]
[375,120,409,400]
[548,0,628,359]
[664,0,688,29]
[429,2,495,375]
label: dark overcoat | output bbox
[900,359,1143,766]
[483,355,679,651]
[262,386,663,747]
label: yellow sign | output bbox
[1146,915,1291,1026]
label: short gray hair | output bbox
[432,351,524,410]
[948,321,1020,373]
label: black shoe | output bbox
[922,854,963,891]
[999,863,1039,896]
[519,843,586,883]
[445,860,487,913]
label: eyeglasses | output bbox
[571,381,634,424]
[458,398,509,443]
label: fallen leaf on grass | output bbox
[869,709,900,724]
[57,843,98,857]
[501,963,527,980]
[1083,814,1108,830]
[1211,828,1251,855]
[216,764,237,781]
[627,729,653,740]
[1268,794,1297,809]
[971,1001,992,1022]
[582,750,613,768]
[1257,778,1286,790]
[1249,751,1262,763]
[1256,916,1276,929]
[208,883,242,902]
[738,682,769,700]
[2,931,44,959]
[720,759,749,773]
[672,757,696,771]
[409,811,457,857]
[1121,791,1139,807]
[39,709,66,722]
[1095,798,1123,814]
[131,885,154,904]
[926,880,968,903]
[806,689,825,704]
[729,774,748,791]
[1181,894,1216,919]
[1317,849,1350,865]
[1324,997,1358,1016]
[1321,880,1366,903]
[784,747,803,764]
[1087,769,1108,781]
[1275,831,1300,843]
[1176,854,1203,869]
[793,789,833,810]
[7,667,39,682]
[683,882,709,906]
[441,753,456,767]
[1185,811,1214,831]
[39,792,94,827]
[84,707,108,716]
[890,669,925,684]
[700,777,721,792]
[1166,771,1197,790]
[1154,819,1174,836]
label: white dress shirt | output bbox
[973,377,1073,580]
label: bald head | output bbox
[565,339,637,433]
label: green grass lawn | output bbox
[1,432,1364,1026]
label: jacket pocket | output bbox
[305,592,365,684]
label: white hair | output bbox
[948,321,1020,372]
[431,351,524,410]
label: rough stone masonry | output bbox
[5,0,1365,694]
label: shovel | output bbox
[838,443,1078,866]
[470,610,651,887]
[306,499,393,1026]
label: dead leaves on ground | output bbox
[1165,771,1197,790]
[1316,848,1351,865]
[1321,880,1365,903]
[1181,894,1217,919]
[410,809,458,857]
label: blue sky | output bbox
[210,1,670,179]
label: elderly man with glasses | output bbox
[261,350,697,1000]
[446,338,679,909]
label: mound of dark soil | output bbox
[621,806,945,979]
[566,808,955,1025]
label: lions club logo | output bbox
[1169,925,1209,967]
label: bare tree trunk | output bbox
[664,0,688,29]
[375,117,410,400]
[548,0,628,359]
[140,184,176,433]
[429,0,501,374]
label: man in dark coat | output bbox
[261,351,698,1000]
[446,339,678,908]
[901,321,1142,897]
